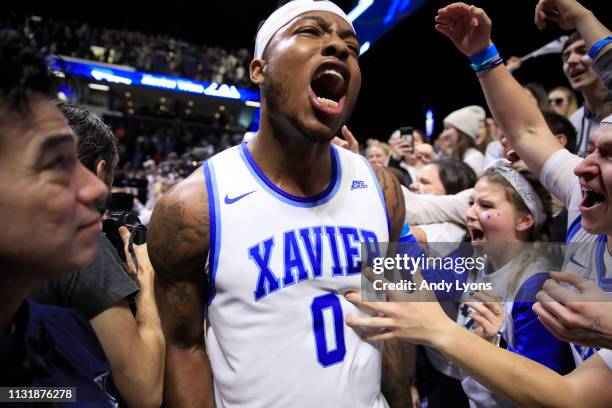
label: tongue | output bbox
[311,74,344,102]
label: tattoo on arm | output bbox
[373,164,406,242]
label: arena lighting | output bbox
[47,56,260,102]
[359,41,370,56]
[245,101,260,108]
[384,0,412,25]
[88,83,110,91]
[91,69,132,85]
[347,0,374,22]
[425,108,434,138]
[350,0,428,56]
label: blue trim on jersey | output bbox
[204,161,221,305]
[237,143,342,208]
[596,234,612,292]
[358,155,391,234]
[566,215,582,243]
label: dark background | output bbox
[4,0,611,141]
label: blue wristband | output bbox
[588,36,612,60]
[470,44,499,67]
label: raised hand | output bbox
[331,125,360,154]
[435,3,492,57]
[534,0,590,30]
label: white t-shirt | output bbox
[402,186,472,227]
[598,349,612,370]
[463,147,485,176]
[419,222,467,243]
[484,140,503,168]
[458,251,560,408]
[540,148,612,365]
[570,106,598,158]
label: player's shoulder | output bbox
[159,165,208,213]
[148,166,210,282]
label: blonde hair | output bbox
[365,142,391,157]
[550,86,578,117]
[480,169,554,294]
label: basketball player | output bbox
[147,1,405,406]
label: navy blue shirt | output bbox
[0,299,120,407]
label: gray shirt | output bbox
[31,233,139,319]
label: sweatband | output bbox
[254,0,355,59]
[469,44,499,67]
[588,36,612,60]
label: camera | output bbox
[102,192,147,262]
[399,126,415,151]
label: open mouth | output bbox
[468,225,486,242]
[309,62,349,115]
[580,187,606,209]
[569,68,586,80]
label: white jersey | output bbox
[540,149,612,365]
[203,143,389,408]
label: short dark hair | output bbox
[524,83,548,111]
[0,30,56,120]
[434,158,478,195]
[562,31,582,54]
[541,110,577,154]
[55,102,118,173]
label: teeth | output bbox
[316,96,339,108]
[314,69,344,82]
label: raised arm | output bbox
[535,0,611,56]
[435,3,563,177]
[148,170,214,408]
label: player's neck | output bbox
[249,122,335,198]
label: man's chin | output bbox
[297,116,342,144]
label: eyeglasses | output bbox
[548,98,566,106]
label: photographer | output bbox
[32,103,165,408]
[0,30,118,405]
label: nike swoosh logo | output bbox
[224,190,256,204]
[569,254,586,269]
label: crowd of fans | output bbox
[1,0,612,408]
[0,12,254,88]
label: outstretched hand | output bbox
[344,269,456,346]
[435,3,492,57]
[533,271,612,349]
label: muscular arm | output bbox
[435,324,612,408]
[373,164,413,408]
[148,170,214,408]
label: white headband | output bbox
[492,165,547,229]
[254,0,355,59]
